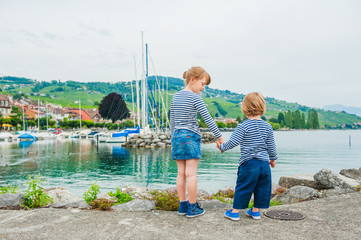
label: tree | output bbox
[312,109,320,129]
[98,92,130,123]
[226,122,238,128]
[277,112,285,126]
[216,121,226,128]
[269,118,278,123]
[13,93,22,100]
[301,113,306,129]
[307,110,313,129]
[285,110,292,128]
[294,110,301,129]
[11,106,22,117]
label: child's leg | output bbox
[185,159,199,204]
[233,160,259,211]
[176,160,187,201]
[253,161,272,209]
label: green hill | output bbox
[1,76,361,128]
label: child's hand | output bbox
[217,136,224,144]
[269,160,276,168]
[215,141,224,153]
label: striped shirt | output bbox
[170,90,222,138]
[220,119,277,165]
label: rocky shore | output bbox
[120,132,217,148]
[1,167,360,212]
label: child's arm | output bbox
[193,95,222,139]
[266,127,278,161]
[170,100,175,136]
[219,124,245,152]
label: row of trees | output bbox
[269,109,320,129]
[196,109,320,130]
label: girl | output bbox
[216,92,277,221]
[170,66,223,218]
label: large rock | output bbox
[272,186,320,204]
[112,199,155,211]
[159,135,167,140]
[279,175,329,190]
[0,193,25,208]
[314,169,359,191]
[340,168,361,181]
[44,187,82,203]
[199,199,232,210]
[120,186,154,199]
[97,193,117,202]
[157,142,166,147]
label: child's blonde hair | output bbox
[241,92,266,117]
[183,66,211,86]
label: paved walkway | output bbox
[0,192,360,240]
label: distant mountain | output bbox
[323,104,361,117]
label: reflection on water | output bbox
[19,140,36,148]
[0,130,360,196]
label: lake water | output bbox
[0,130,360,196]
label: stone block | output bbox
[112,199,155,211]
[278,175,329,190]
[339,168,361,181]
[314,169,359,191]
[272,186,320,204]
[0,193,24,208]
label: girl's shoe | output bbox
[246,208,261,220]
[178,201,188,215]
[186,202,205,218]
[224,209,240,221]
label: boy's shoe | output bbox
[186,202,205,218]
[178,201,188,215]
[224,209,240,221]
[246,208,261,220]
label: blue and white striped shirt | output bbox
[170,90,222,138]
[220,119,277,165]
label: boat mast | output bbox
[141,31,146,129]
[135,56,140,127]
[38,99,40,130]
[79,99,82,129]
[132,56,136,127]
[46,102,48,131]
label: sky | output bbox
[1,0,361,108]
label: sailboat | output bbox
[18,103,37,141]
[105,125,140,143]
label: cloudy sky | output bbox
[1,0,361,108]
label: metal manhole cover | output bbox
[264,210,306,221]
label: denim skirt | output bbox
[171,129,201,160]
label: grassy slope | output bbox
[2,79,361,126]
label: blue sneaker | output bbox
[178,201,188,215]
[224,209,240,221]
[246,208,261,220]
[186,202,205,218]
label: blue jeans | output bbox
[171,129,201,160]
[233,158,272,209]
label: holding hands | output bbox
[215,136,224,153]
